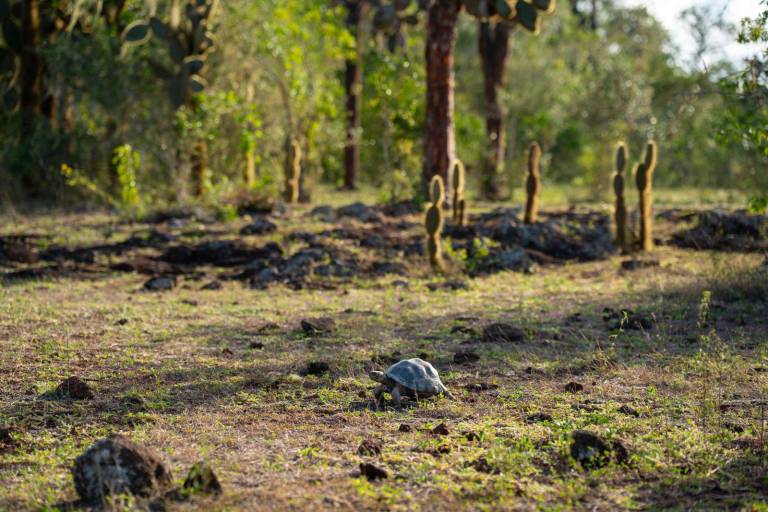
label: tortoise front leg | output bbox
[373,384,385,410]
[391,385,403,411]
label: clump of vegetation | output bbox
[60,144,144,218]
[635,140,658,252]
[425,175,445,272]
[524,142,542,225]
[613,143,629,253]
[450,159,466,226]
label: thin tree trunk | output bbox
[191,140,208,197]
[20,0,42,142]
[423,0,460,196]
[478,21,509,201]
[245,150,256,187]
[342,0,364,190]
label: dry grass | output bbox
[1,199,767,511]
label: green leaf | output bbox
[2,18,22,54]
[170,73,188,108]
[530,0,555,14]
[495,0,514,19]
[168,34,187,63]
[0,46,14,75]
[188,74,207,93]
[182,55,206,74]
[122,20,150,43]
[3,86,17,110]
[513,1,540,33]
[150,17,170,39]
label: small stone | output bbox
[482,323,526,343]
[526,412,554,423]
[564,382,584,393]
[429,444,452,457]
[617,405,640,417]
[257,322,281,333]
[467,456,499,474]
[463,431,481,442]
[453,351,480,365]
[620,259,660,271]
[570,430,629,469]
[431,423,450,436]
[357,439,382,457]
[300,317,335,336]
[0,426,19,453]
[359,462,388,481]
[56,376,94,400]
[4,241,37,263]
[426,281,469,292]
[239,218,277,236]
[182,462,222,496]
[300,361,330,376]
[72,434,172,504]
[144,276,176,291]
[464,382,499,392]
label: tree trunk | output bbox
[422,0,460,196]
[342,0,364,190]
[478,21,509,200]
[244,150,256,188]
[20,0,42,142]
[191,140,208,197]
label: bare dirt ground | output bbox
[1,198,767,511]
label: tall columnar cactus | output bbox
[635,140,658,252]
[450,158,466,225]
[524,142,542,224]
[613,143,629,253]
[283,137,302,204]
[425,175,446,272]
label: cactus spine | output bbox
[425,175,446,272]
[613,143,629,253]
[450,158,466,226]
[524,142,542,224]
[635,140,657,252]
[283,137,302,204]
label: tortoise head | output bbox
[369,370,386,383]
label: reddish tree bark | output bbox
[478,21,510,200]
[422,0,460,195]
[342,0,364,190]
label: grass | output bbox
[1,190,767,511]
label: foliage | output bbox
[61,144,144,217]
[0,0,766,208]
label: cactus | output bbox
[524,141,542,224]
[612,143,629,253]
[123,0,217,109]
[425,175,445,272]
[635,140,657,252]
[283,137,302,204]
[450,158,466,225]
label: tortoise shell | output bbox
[385,358,448,396]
